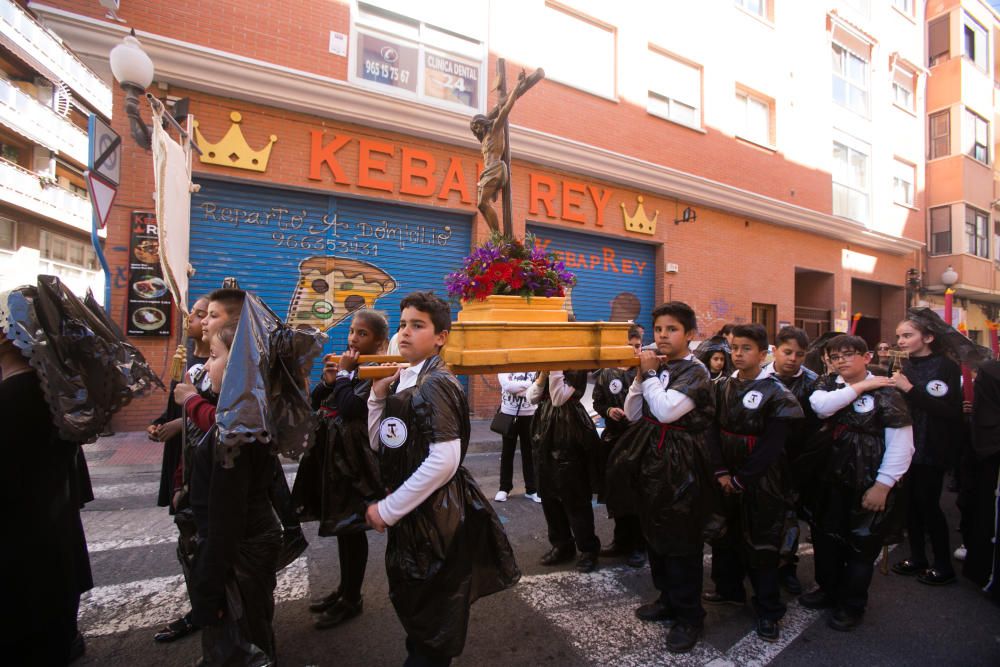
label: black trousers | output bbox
[2,593,80,665]
[812,530,882,615]
[338,531,369,602]
[499,415,536,494]
[710,545,786,621]
[613,514,644,551]
[649,549,706,627]
[905,464,952,573]
[542,493,600,553]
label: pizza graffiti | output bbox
[287,256,398,331]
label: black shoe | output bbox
[600,541,629,557]
[626,549,647,568]
[276,527,309,571]
[917,568,956,586]
[68,632,85,663]
[702,591,745,606]
[308,589,342,614]
[798,588,836,610]
[756,618,780,642]
[314,597,363,629]
[827,608,863,632]
[779,568,802,595]
[891,559,928,576]
[153,615,198,643]
[666,623,702,654]
[540,546,576,566]
[635,599,675,623]
[576,551,599,573]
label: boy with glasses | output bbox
[801,335,913,631]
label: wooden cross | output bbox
[495,58,514,238]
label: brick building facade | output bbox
[30,0,926,428]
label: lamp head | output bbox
[109,29,154,89]
[941,265,958,287]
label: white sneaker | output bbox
[525,492,542,503]
[494,491,508,502]
[954,545,967,561]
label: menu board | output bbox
[127,211,172,337]
[424,51,479,109]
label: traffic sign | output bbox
[85,170,118,229]
[88,114,121,186]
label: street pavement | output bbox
[76,430,1000,666]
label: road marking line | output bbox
[79,557,310,637]
[516,563,821,666]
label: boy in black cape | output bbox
[706,323,803,643]
[366,292,520,667]
[801,334,914,630]
[593,325,644,568]
[762,326,821,594]
[606,302,716,653]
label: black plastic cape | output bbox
[214,292,327,467]
[0,276,162,442]
[591,366,635,502]
[712,374,803,564]
[605,358,723,555]
[530,370,601,504]
[378,355,520,657]
[294,371,383,536]
[812,376,913,549]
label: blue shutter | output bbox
[526,223,656,340]
[190,178,472,377]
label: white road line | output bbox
[516,563,822,666]
[79,557,311,637]
[89,533,177,553]
[83,507,176,553]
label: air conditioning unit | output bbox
[665,263,679,274]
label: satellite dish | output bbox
[53,82,71,117]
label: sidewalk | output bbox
[85,419,504,472]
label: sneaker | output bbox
[954,545,967,561]
[494,491,509,502]
[524,492,542,503]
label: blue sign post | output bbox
[86,114,121,311]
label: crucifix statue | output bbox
[470,60,544,236]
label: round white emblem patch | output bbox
[853,395,875,413]
[379,417,408,449]
[609,378,623,395]
[659,370,671,385]
[926,380,949,397]
[742,390,764,409]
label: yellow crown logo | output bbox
[621,196,658,235]
[194,111,277,173]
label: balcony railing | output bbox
[0,0,111,116]
[0,158,91,233]
[0,78,88,164]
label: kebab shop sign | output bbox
[308,131,620,228]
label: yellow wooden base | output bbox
[442,320,634,375]
[456,295,569,323]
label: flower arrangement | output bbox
[445,233,576,302]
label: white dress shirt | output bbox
[525,371,577,407]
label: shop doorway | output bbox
[794,268,833,340]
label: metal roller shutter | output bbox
[189,178,473,375]
[526,223,656,339]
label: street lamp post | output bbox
[109,29,154,149]
[941,264,958,326]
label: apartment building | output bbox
[922,0,1000,341]
[0,0,110,299]
[31,0,927,426]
